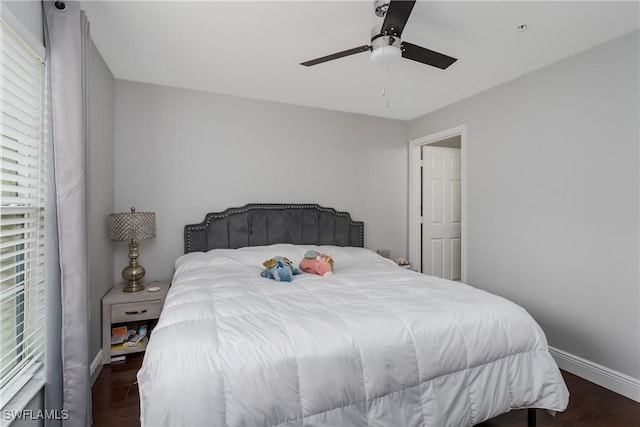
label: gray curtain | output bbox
[42,1,91,426]
[43,22,62,427]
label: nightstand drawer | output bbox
[111,300,162,323]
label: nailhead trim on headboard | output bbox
[184,203,364,253]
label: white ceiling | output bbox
[82,1,639,121]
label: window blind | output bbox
[0,18,46,406]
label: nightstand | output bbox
[102,281,170,364]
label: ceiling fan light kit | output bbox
[300,0,457,70]
[370,29,402,66]
[370,44,402,66]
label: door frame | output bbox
[408,124,468,282]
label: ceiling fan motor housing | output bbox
[374,0,390,18]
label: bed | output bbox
[137,203,568,427]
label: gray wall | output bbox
[2,1,42,43]
[113,82,408,282]
[408,31,640,380]
[88,41,115,364]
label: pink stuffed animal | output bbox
[299,250,334,276]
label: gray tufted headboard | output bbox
[184,204,364,253]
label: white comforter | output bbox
[137,244,568,427]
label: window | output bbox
[0,14,46,406]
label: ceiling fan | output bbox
[300,0,457,69]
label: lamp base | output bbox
[122,240,146,292]
[123,281,145,292]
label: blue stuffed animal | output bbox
[261,256,302,282]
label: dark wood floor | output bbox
[92,353,640,426]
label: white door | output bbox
[421,146,461,280]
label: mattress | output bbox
[137,244,568,426]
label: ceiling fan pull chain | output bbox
[381,65,387,97]
[385,66,391,109]
[385,65,389,97]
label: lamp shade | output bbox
[108,207,156,241]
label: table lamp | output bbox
[108,207,156,292]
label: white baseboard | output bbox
[90,349,103,386]
[549,346,640,402]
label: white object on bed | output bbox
[137,244,568,427]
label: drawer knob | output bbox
[125,309,147,315]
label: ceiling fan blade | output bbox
[401,42,457,69]
[381,0,416,37]
[301,45,371,67]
